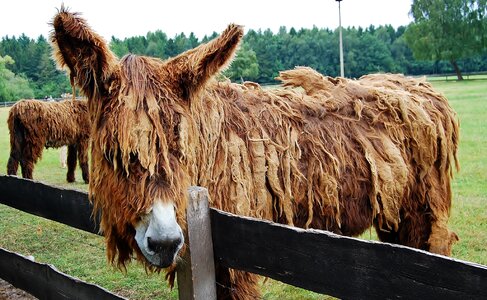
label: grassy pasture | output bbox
[0,77,486,299]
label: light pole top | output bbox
[336,0,344,77]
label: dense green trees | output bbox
[405,0,487,80]
[224,43,259,82]
[0,55,34,102]
[1,11,487,101]
[0,34,69,101]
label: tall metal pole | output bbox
[337,0,344,77]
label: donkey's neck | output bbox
[182,80,293,217]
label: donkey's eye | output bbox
[137,213,150,224]
[129,153,138,164]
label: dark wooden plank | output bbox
[0,247,125,300]
[210,209,487,299]
[0,175,99,234]
[177,187,217,300]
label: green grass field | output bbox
[0,77,486,299]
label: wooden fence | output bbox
[0,175,486,299]
[1,97,85,108]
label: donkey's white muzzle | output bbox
[134,201,184,268]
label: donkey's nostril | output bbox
[147,236,182,253]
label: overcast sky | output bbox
[1,0,414,40]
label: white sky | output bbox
[0,0,414,40]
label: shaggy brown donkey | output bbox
[51,8,459,299]
[7,99,90,183]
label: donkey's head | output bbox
[50,7,242,270]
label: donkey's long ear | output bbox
[165,24,243,100]
[50,7,118,100]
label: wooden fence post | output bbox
[177,187,216,300]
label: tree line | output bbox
[1,0,486,102]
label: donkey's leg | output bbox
[19,140,43,180]
[374,220,399,245]
[7,153,19,176]
[19,158,34,179]
[428,217,458,256]
[66,145,78,182]
[77,141,90,184]
[382,177,457,255]
[425,176,458,256]
[375,197,431,252]
[7,119,24,176]
[215,265,260,300]
[428,176,458,256]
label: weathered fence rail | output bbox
[211,209,487,299]
[1,97,85,108]
[1,101,17,107]
[1,175,487,299]
[0,175,98,234]
[0,247,125,300]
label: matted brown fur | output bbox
[7,99,90,183]
[50,8,459,300]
